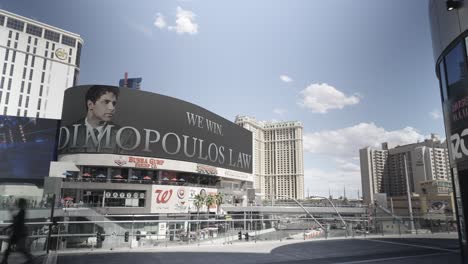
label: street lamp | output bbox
[272,195,326,232]
[310,196,347,229]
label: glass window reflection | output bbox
[445,42,467,86]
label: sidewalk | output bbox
[55,232,459,255]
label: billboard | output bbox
[151,185,217,214]
[0,115,59,181]
[58,85,253,173]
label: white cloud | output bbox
[430,109,442,120]
[273,108,286,115]
[168,6,198,35]
[280,75,293,83]
[303,122,425,159]
[154,13,167,29]
[298,83,360,113]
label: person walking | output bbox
[1,198,33,264]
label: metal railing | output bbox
[0,215,458,254]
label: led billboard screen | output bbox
[58,85,253,174]
[0,115,59,181]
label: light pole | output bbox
[404,154,416,232]
[310,196,347,229]
[273,195,325,231]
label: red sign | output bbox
[128,156,165,169]
[155,189,173,203]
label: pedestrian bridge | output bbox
[223,205,366,217]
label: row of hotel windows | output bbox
[0,14,77,47]
[0,31,47,117]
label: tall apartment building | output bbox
[235,116,304,200]
[360,134,450,205]
[0,9,83,119]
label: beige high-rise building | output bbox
[0,9,83,119]
[360,134,451,205]
[235,116,304,200]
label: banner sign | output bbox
[58,85,253,173]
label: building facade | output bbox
[45,85,254,216]
[360,135,451,205]
[0,9,83,119]
[235,116,304,200]
[429,0,468,259]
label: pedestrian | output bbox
[1,198,34,264]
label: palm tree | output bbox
[214,192,224,215]
[193,194,206,236]
[205,195,215,213]
[193,194,205,214]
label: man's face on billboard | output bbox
[87,92,117,123]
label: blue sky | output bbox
[2,0,444,198]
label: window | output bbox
[34,38,38,46]
[39,85,43,96]
[28,36,31,44]
[26,46,29,53]
[0,15,4,26]
[27,83,31,94]
[12,51,16,63]
[445,42,467,86]
[62,35,76,47]
[43,59,47,70]
[41,72,45,83]
[46,42,49,49]
[26,24,42,37]
[4,49,8,61]
[25,97,29,108]
[22,68,26,79]
[0,77,4,89]
[24,54,28,66]
[9,65,14,76]
[18,95,22,107]
[7,40,10,47]
[29,69,33,81]
[20,81,24,93]
[14,42,17,49]
[6,18,24,31]
[44,29,59,42]
[37,99,41,110]
[17,109,20,116]
[7,79,11,90]
[76,43,82,67]
[33,47,36,54]
[44,50,48,57]
[0,91,2,104]
[15,32,19,40]
[23,110,27,117]
[31,56,35,67]
[5,93,9,104]
[8,31,12,38]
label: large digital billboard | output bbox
[0,115,59,181]
[58,85,253,174]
